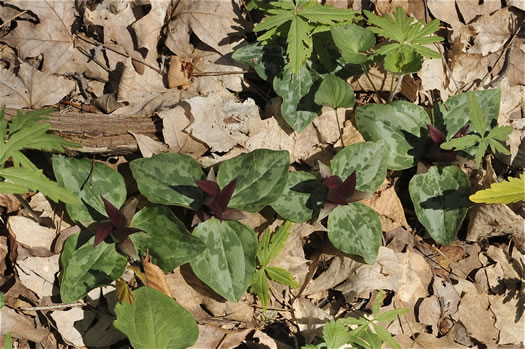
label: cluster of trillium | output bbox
[91,122,469,257]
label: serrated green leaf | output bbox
[273,64,320,132]
[487,126,512,141]
[130,205,205,273]
[250,269,270,308]
[254,11,294,32]
[374,308,409,323]
[323,320,352,349]
[356,101,430,170]
[113,286,198,349]
[409,166,470,245]
[440,134,480,150]
[383,45,422,73]
[475,139,489,168]
[300,5,356,24]
[217,149,289,212]
[412,44,441,58]
[130,153,204,210]
[190,219,257,302]
[372,323,400,349]
[372,290,384,316]
[258,221,292,266]
[314,74,355,109]
[468,93,487,135]
[52,155,126,223]
[271,171,325,223]
[470,175,525,204]
[327,203,382,264]
[265,266,299,288]
[340,317,368,326]
[60,230,127,302]
[331,141,387,193]
[487,138,510,155]
[331,24,375,64]
[287,15,312,74]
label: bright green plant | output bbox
[250,221,299,309]
[0,108,79,204]
[470,175,525,204]
[304,290,408,349]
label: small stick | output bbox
[19,302,85,311]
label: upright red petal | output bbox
[427,124,446,144]
[323,176,342,190]
[340,172,356,199]
[216,179,237,213]
[196,180,220,198]
[454,125,469,138]
[101,196,126,229]
[94,222,113,247]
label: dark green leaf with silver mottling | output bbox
[114,286,198,349]
[52,155,126,223]
[433,89,500,140]
[130,153,204,210]
[273,64,320,132]
[190,219,258,302]
[217,149,289,212]
[356,101,429,170]
[231,42,285,81]
[271,171,325,222]
[409,165,470,245]
[331,141,387,193]
[327,203,382,264]
[130,205,205,273]
[60,230,127,302]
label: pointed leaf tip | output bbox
[94,222,113,247]
[427,124,445,144]
[196,180,220,197]
[101,195,126,228]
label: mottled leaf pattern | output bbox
[130,205,205,273]
[130,153,204,209]
[114,286,198,349]
[271,171,325,222]
[331,141,387,193]
[52,155,126,223]
[327,203,382,264]
[273,64,320,132]
[409,166,470,245]
[217,149,289,212]
[231,42,285,81]
[60,230,127,302]
[356,101,429,170]
[190,219,258,302]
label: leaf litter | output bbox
[0,0,524,347]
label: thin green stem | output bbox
[334,107,344,147]
[388,74,405,103]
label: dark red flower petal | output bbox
[454,125,469,138]
[323,176,342,190]
[340,172,356,198]
[196,180,220,198]
[101,196,127,229]
[216,179,237,214]
[94,222,113,247]
[221,207,246,221]
[427,124,446,145]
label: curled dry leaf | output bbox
[143,255,173,298]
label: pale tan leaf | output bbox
[190,325,250,349]
[143,256,173,298]
[0,307,49,343]
[129,132,168,158]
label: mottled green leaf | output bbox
[273,64,320,132]
[271,171,325,223]
[113,286,198,349]
[314,74,355,109]
[190,219,258,302]
[331,24,375,64]
[356,101,429,170]
[52,155,126,223]
[130,153,204,210]
[433,89,500,140]
[409,166,470,245]
[60,230,127,302]
[232,42,285,81]
[217,149,289,212]
[130,205,205,273]
[327,203,382,264]
[331,141,387,193]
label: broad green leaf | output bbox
[372,323,400,349]
[60,230,127,302]
[327,203,382,264]
[470,175,525,204]
[314,74,355,109]
[433,89,500,140]
[375,308,409,323]
[331,141,387,193]
[250,269,270,308]
[383,45,421,73]
[331,24,375,64]
[113,286,198,349]
[52,155,126,223]
[130,153,204,210]
[323,320,352,349]
[257,221,293,266]
[271,171,325,223]
[0,167,79,204]
[190,219,258,302]
[487,126,512,141]
[273,64,320,132]
[356,101,430,170]
[130,205,205,273]
[468,93,487,135]
[217,149,289,212]
[265,266,299,288]
[409,166,470,245]
[440,134,480,150]
[232,42,285,81]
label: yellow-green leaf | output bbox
[470,175,525,204]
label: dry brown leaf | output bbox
[190,325,251,349]
[456,0,502,25]
[0,236,7,275]
[313,108,343,145]
[292,297,331,344]
[15,250,59,297]
[432,276,460,318]
[129,131,168,158]
[467,203,524,242]
[427,0,461,26]
[143,255,173,298]
[7,216,55,251]
[467,8,512,56]
[489,293,525,344]
[417,295,441,334]
[0,307,49,343]
[0,194,24,213]
[168,56,191,89]
[302,255,357,297]
[413,331,464,348]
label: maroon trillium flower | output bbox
[193,169,245,225]
[94,196,141,252]
[426,124,469,163]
